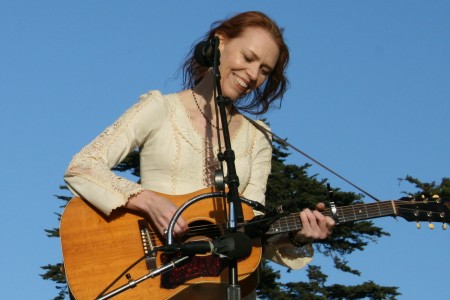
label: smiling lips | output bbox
[233,73,250,95]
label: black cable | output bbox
[245,117,381,202]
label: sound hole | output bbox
[184,220,223,242]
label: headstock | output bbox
[394,195,449,229]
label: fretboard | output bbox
[265,200,396,235]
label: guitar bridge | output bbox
[138,219,157,270]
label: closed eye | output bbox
[260,68,271,76]
[243,54,252,63]
[243,49,273,77]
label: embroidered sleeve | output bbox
[64,91,165,215]
[264,233,313,269]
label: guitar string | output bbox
[190,200,442,230]
[167,201,445,236]
[242,202,443,229]
[146,203,446,244]
[265,199,448,232]
[278,207,447,228]
[95,202,448,298]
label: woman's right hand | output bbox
[125,190,189,237]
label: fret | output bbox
[337,206,346,223]
[365,201,395,220]
[288,214,302,232]
[293,214,302,231]
[282,214,289,232]
[364,204,370,219]
[266,200,401,236]
[351,205,356,221]
[266,214,298,235]
[271,219,282,234]
[377,202,382,217]
[364,203,378,219]
[352,204,369,221]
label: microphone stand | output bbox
[165,37,250,300]
[209,36,244,300]
[96,255,192,300]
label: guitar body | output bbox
[60,188,262,300]
[61,184,450,299]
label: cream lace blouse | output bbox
[64,90,312,269]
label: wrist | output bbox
[126,190,154,210]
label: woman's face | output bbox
[217,27,280,101]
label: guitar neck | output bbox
[266,200,396,235]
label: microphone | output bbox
[194,38,219,67]
[158,232,252,259]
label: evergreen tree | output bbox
[255,141,398,299]
[41,187,72,300]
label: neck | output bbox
[193,71,233,115]
[193,71,215,104]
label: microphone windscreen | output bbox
[213,232,252,259]
[194,40,214,67]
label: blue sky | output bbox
[1,1,449,299]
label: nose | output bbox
[246,64,259,81]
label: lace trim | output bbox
[170,94,247,188]
[167,95,180,193]
[66,92,154,206]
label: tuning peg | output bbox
[416,222,421,229]
[428,222,435,230]
[443,223,447,230]
[432,194,441,203]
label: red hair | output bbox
[182,11,289,115]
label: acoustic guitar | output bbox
[60,188,449,299]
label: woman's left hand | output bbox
[293,203,335,243]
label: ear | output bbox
[214,32,227,51]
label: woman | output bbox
[64,11,334,299]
